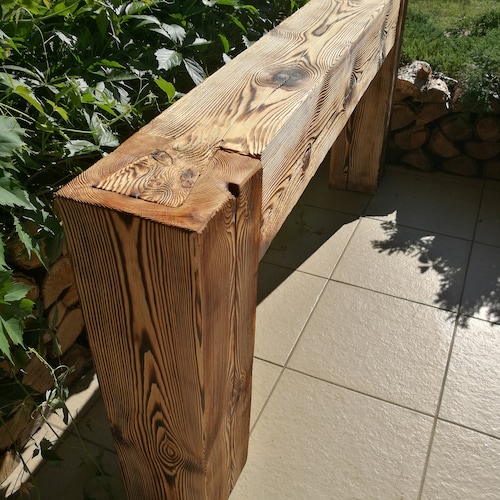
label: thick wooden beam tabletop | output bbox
[58,0,403,254]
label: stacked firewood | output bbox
[388,61,500,179]
[0,243,92,456]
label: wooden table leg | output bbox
[329,0,409,193]
[57,156,262,499]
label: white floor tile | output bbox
[332,217,471,311]
[440,318,500,438]
[289,282,454,414]
[230,369,432,500]
[461,243,500,324]
[366,168,482,239]
[262,204,359,278]
[300,159,372,214]
[476,188,500,247]
[421,420,500,499]
[250,359,282,429]
[256,264,326,365]
[13,166,498,500]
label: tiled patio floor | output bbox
[3,162,500,499]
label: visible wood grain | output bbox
[465,141,500,160]
[440,114,474,142]
[330,0,408,193]
[57,152,261,499]
[96,149,204,208]
[51,307,85,356]
[401,148,433,171]
[429,128,461,158]
[55,0,406,497]
[58,0,403,253]
[475,115,500,142]
[389,102,416,131]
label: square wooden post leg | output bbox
[329,0,409,193]
[56,153,262,500]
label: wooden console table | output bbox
[56,1,407,497]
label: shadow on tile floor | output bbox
[2,161,499,499]
[260,161,500,327]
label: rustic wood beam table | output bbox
[56,0,407,497]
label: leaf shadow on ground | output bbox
[371,219,500,328]
[258,161,500,330]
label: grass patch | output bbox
[406,0,500,30]
[401,1,500,111]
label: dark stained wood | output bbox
[57,152,261,499]
[55,0,406,497]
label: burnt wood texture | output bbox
[56,0,407,498]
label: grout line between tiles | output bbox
[249,363,286,434]
[327,277,461,318]
[281,215,364,368]
[283,365,436,419]
[416,317,460,500]
[417,176,487,499]
[363,214,478,242]
[250,216,365,433]
[436,417,500,442]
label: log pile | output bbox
[388,61,500,179]
[0,243,92,462]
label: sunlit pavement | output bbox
[6,161,500,499]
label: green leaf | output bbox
[152,24,187,44]
[0,330,13,363]
[0,116,24,158]
[0,178,33,210]
[229,14,247,34]
[4,280,32,302]
[0,239,7,271]
[13,85,44,114]
[65,140,100,157]
[95,103,117,116]
[155,48,183,71]
[0,301,33,321]
[89,114,119,148]
[0,316,24,347]
[13,216,35,260]
[45,99,69,122]
[183,58,206,85]
[219,33,230,53]
[128,14,161,27]
[154,78,176,100]
[54,30,76,48]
